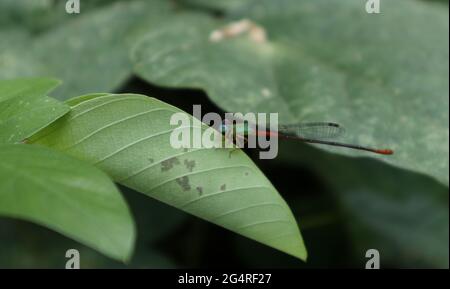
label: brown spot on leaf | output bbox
[184,159,196,172]
[196,186,203,196]
[176,176,191,191]
[220,184,226,191]
[148,158,154,163]
[161,157,180,172]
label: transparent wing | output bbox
[278,122,345,139]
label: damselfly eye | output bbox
[219,123,228,133]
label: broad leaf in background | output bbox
[0,28,47,79]
[0,0,123,33]
[131,0,449,186]
[276,141,449,268]
[0,0,175,99]
[30,93,307,260]
[178,0,257,12]
[0,78,69,144]
[180,0,449,12]
[422,0,449,4]
[0,144,135,261]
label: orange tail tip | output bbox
[375,149,394,155]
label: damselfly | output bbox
[219,119,393,155]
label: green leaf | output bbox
[0,144,135,261]
[0,27,47,80]
[0,1,133,81]
[277,141,449,268]
[0,78,69,144]
[0,0,176,99]
[30,93,307,260]
[0,209,177,268]
[0,0,127,33]
[131,0,449,186]
[178,0,257,12]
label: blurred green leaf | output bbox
[420,0,448,4]
[0,0,63,32]
[178,0,257,12]
[0,144,135,262]
[30,93,307,260]
[0,28,45,79]
[0,0,128,33]
[328,159,449,268]
[131,0,449,186]
[0,78,69,144]
[277,141,449,268]
[0,0,175,99]
[31,0,171,99]
[0,217,175,269]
